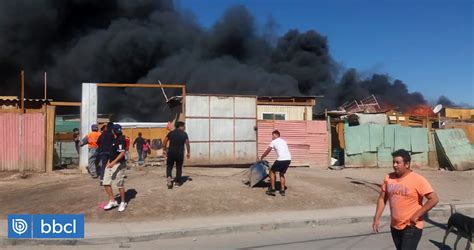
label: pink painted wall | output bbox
[257,120,328,167]
[0,113,45,172]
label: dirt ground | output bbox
[0,163,472,223]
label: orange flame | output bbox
[405,105,435,117]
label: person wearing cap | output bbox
[80,124,101,178]
[162,121,190,188]
[103,124,128,212]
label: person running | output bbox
[162,121,190,189]
[133,132,145,164]
[373,149,439,250]
[260,130,291,196]
[103,124,128,212]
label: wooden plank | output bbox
[257,101,314,106]
[97,83,185,88]
[0,109,22,113]
[21,70,24,113]
[45,106,55,172]
[50,101,81,107]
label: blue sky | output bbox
[177,0,473,106]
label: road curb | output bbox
[1,204,473,246]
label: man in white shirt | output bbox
[260,130,292,196]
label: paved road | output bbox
[5,217,469,249]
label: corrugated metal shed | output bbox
[257,120,328,167]
[434,129,474,170]
[185,95,257,165]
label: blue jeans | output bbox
[137,149,143,162]
[87,148,98,177]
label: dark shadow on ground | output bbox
[345,177,382,193]
[425,213,448,230]
[175,176,192,186]
[252,181,288,191]
[114,189,137,204]
[236,230,392,250]
[429,239,451,250]
[253,180,269,188]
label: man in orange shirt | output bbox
[373,149,439,250]
[80,124,101,178]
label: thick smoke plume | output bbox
[1,0,427,121]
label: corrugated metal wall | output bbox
[23,113,46,171]
[257,120,328,167]
[257,105,312,120]
[344,124,430,168]
[186,95,257,165]
[0,113,45,172]
[444,123,474,143]
[434,129,474,170]
[0,113,20,171]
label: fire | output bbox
[406,105,436,117]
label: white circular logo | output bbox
[12,219,28,235]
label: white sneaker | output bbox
[118,202,127,212]
[104,200,118,210]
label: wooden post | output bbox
[327,111,332,167]
[20,70,25,113]
[44,72,47,100]
[45,105,56,172]
[181,86,186,117]
[19,114,24,173]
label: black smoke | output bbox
[0,0,428,120]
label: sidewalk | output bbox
[1,203,473,246]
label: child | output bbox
[142,139,151,161]
[125,136,130,161]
